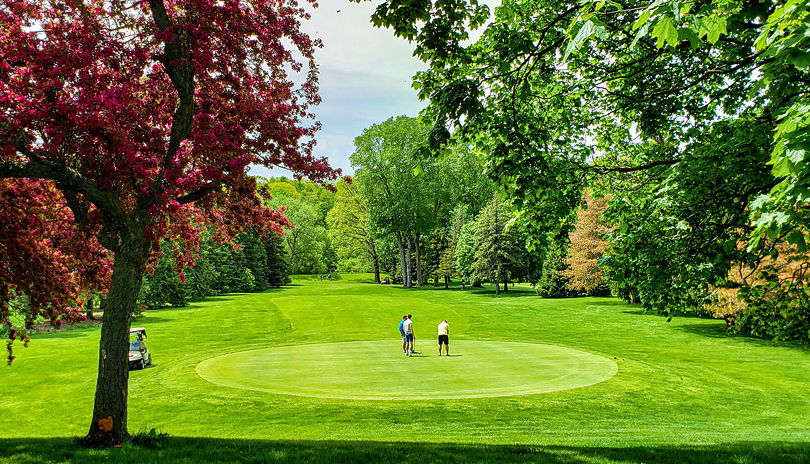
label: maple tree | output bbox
[1,0,335,444]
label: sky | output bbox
[248,0,428,179]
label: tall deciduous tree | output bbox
[351,116,432,288]
[327,178,381,282]
[0,1,335,443]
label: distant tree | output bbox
[563,193,612,296]
[139,242,187,309]
[352,116,433,287]
[471,197,522,295]
[327,178,381,282]
[454,220,479,290]
[265,235,291,287]
[238,230,271,292]
[183,236,217,301]
[536,234,572,298]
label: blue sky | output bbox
[249,0,427,179]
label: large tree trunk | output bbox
[370,237,380,283]
[444,275,449,289]
[395,232,407,288]
[414,232,423,286]
[503,280,508,292]
[494,281,501,295]
[83,215,149,446]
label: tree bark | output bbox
[503,280,508,292]
[444,275,449,289]
[414,232,423,286]
[495,281,501,295]
[86,293,95,320]
[82,213,149,446]
[406,237,413,288]
[370,237,380,283]
[395,232,407,288]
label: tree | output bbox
[1,179,112,362]
[351,116,433,288]
[563,193,611,296]
[368,0,807,315]
[139,241,187,308]
[327,178,381,282]
[265,235,290,287]
[1,2,335,443]
[471,197,522,295]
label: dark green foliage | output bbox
[471,198,525,293]
[237,230,271,292]
[601,117,776,314]
[139,242,187,309]
[535,239,572,298]
[265,235,291,287]
[733,265,810,343]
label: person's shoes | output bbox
[408,354,413,357]
[438,354,441,356]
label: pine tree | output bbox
[265,235,291,287]
[471,197,521,294]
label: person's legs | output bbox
[445,340,449,356]
[438,337,442,356]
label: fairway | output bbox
[195,340,618,399]
[3,275,810,464]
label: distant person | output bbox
[403,314,414,356]
[398,315,408,354]
[438,319,450,356]
[327,273,332,281]
[319,274,323,281]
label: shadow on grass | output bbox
[0,438,807,464]
[676,322,810,351]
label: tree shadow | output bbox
[0,437,807,464]
[675,322,810,351]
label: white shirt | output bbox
[402,318,413,335]
[438,321,449,336]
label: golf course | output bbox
[1,274,808,463]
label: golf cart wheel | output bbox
[146,354,152,366]
[138,359,145,370]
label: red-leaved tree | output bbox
[1,178,113,360]
[0,0,336,444]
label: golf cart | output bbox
[128,327,152,370]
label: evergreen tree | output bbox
[471,198,522,295]
[139,242,187,309]
[536,235,573,298]
[265,235,291,287]
[238,230,271,292]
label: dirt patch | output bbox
[28,316,103,334]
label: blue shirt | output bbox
[398,320,404,334]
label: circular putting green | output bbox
[196,340,618,400]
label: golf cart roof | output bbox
[130,327,146,333]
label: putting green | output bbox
[196,341,618,400]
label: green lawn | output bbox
[1,274,809,463]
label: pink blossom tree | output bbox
[0,0,336,444]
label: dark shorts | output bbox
[438,335,449,345]
[406,333,414,342]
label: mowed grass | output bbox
[1,274,809,463]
